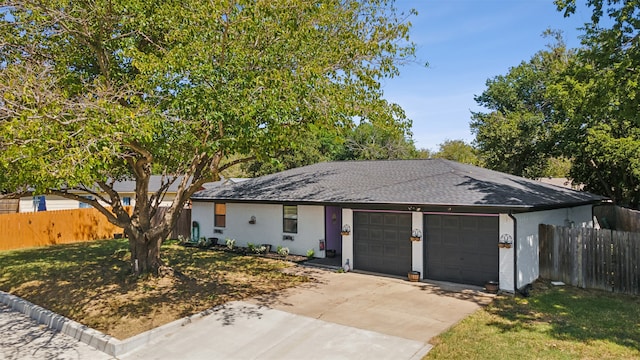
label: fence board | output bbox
[0,208,127,251]
[630,233,640,294]
[539,224,640,296]
[539,224,551,279]
[151,207,191,239]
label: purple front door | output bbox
[325,206,342,254]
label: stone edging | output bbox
[0,290,217,357]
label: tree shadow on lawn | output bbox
[0,240,309,339]
[486,281,640,352]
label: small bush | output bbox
[277,246,290,257]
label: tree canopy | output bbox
[0,0,416,273]
[431,139,481,166]
[472,1,640,207]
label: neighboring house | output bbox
[190,159,605,292]
[18,176,193,212]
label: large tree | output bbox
[472,1,640,207]
[554,0,640,206]
[431,139,481,166]
[0,0,415,274]
[471,32,572,178]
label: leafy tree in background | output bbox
[554,0,640,207]
[471,32,572,178]
[245,114,417,176]
[473,1,640,207]
[432,139,481,166]
[335,120,418,160]
[0,0,416,274]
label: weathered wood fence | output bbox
[0,208,127,251]
[539,224,640,295]
[152,207,191,239]
[594,204,640,232]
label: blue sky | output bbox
[383,0,593,151]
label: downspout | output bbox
[508,211,518,295]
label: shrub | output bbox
[277,246,290,257]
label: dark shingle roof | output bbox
[191,159,606,210]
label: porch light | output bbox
[498,233,513,249]
[341,224,351,235]
[410,229,422,241]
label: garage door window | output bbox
[283,205,298,233]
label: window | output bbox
[283,205,298,233]
[122,197,131,206]
[79,195,93,208]
[215,203,226,227]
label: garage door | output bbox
[354,212,412,276]
[424,214,498,286]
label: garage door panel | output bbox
[354,212,412,276]
[424,214,498,286]
[370,213,384,225]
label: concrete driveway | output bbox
[119,267,493,359]
[1,267,494,359]
[250,267,493,343]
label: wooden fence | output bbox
[0,206,192,251]
[594,204,640,232]
[539,224,640,295]
[152,207,191,239]
[0,208,127,251]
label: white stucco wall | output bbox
[411,211,423,277]
[513,204,594,288]
[498,214,515,292]
[191,202,325,258]
[342,208,354,270]
[191,201,215,239]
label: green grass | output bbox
[427,282,640,359]
[0,239,308,339]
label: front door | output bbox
[325,206,342,256]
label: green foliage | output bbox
[472,15,640,206]
[432,139,481,166]
[471,35,571,179]
[335,121,418,161]
[0,0,416,271]
[553,1,640,206]
[277,246,290,257]
[306,249,315,259]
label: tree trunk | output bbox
[128,231,164,275]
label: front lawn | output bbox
[427,281,640,359]
[0,239,308,339]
